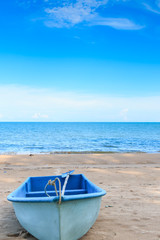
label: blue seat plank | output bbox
[26,189,87,198]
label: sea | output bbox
[0,122,160,154]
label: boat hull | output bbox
[13,197,102,240]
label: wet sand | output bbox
[0,153,160,240]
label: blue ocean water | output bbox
[0,122,160,154]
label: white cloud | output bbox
[90,17,143,30]
[45,5,92,25]
[43,0,142,30]
[32,113,49,119]
[0,85,160,122]
[44,0,107,28]
[143,2,160,14]
[17,0,143,30]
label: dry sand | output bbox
[0,153,160,240]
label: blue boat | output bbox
[7,171,106,240]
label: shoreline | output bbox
[0,153,160,240]
[0,151,160,155]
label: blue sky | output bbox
[0,0,160,121]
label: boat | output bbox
[7,170,106,240]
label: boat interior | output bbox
[11,174,102,199]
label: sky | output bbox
[0,0,160,122]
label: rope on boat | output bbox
[44,177,61,204]
[61,174,70,196]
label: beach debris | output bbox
[105,205,113,208]
[29,154,34,156]
[7,230,30,238]
[7,230,29,238]
[7,232,20,237]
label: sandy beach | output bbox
[0,153,160,240]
